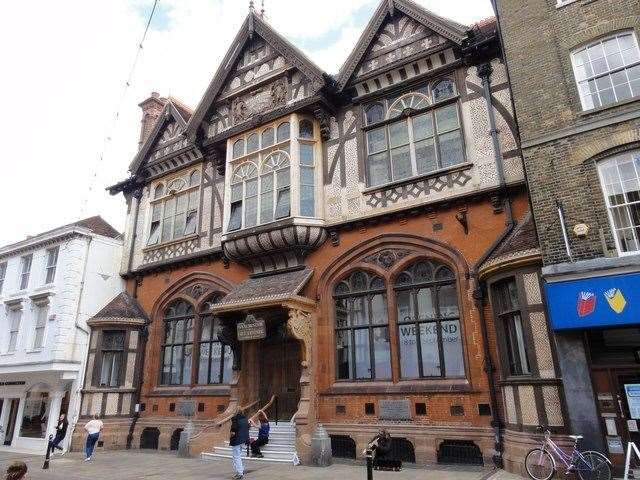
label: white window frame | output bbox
[571,31,640,111]
[19,254,32,290]
[7,308,22,353]
[147,170,201,246]
[44,246,59,284]
[32,302,48,350]
[0,262,6,295]
[597,149,640,256]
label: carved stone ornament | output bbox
[217,319,242,370]
[287,309,312,368]
[231,98,248,124]
[270,79,287,108]
[182,283,209,300]
[363,249,410,269]
[313,107,331,141]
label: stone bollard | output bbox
[311,424,332,467]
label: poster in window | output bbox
[625,384,640,419]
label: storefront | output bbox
[545,271,640,466]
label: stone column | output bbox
[46,391,65,439]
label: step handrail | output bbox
[188,398,261,443]
[249,394,276,423]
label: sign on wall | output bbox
[237,315,266,341]
[625,384,640,420]
[544,272,640,330]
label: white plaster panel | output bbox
[105,393,119,416]
[129,330,138,350]
[518,385,539,426]
[124,352,137,388]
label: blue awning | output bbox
[545,271,640,330]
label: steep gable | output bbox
[129,100,194,175]
[336,0,467,92]
[185,12,328,141]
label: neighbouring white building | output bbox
[0,217,123,453]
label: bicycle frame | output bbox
[541,434,597,472]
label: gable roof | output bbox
[91,292,148,321]
[482,211,540,270]
[129,99,192,174]
[185,11,327,140]
[336,0,468,91]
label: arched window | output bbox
[229,162,258,231]
[261,127,274,148]
[247,133,259,153]
[365,103,385,125]
[189,170,200,187]
[394,260,464,378]
[260,151,291,223]
[333,270,391,380]
[232,139,245,159]
[198,295,233,384]
[168,178,186,193]
[154,184,165,199]
[161,300,195,385]
[299,119,314,139]
[277,122,290,142]
[432,79,456,103]
[387,93,431,119]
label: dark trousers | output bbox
[250,437,268,455]
[49,432,65,451]
[85,433,99,458]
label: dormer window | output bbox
[363,79,465,188]
[225,115,320,233]
[147,170,201,245]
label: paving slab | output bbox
[0,450,502,480]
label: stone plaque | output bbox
[378,399,412,420]
[237,315,266,341]
[178,401,196,417]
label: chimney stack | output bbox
[138,92,167,149]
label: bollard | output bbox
[42,434,53,469]
[365,448,374,480]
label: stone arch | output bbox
[140,427,160,450]
[572,134,640,167]
[560,19,640,50]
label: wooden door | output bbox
[4,399,19,446]
[259,338,301,420]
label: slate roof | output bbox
[72,216,121,239]
[486,211,539,263]
[92,292,148,321]
[213,268,314,310]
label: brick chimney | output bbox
[138,92,167,149]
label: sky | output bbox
[0,0,494,246]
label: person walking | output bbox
[249,410,270,458]
[49,413,68,455]
[229,407,249,480]
[83,414,103,462]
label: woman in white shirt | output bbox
[83,414,104,461]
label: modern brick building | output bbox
[493,0,640,469]
[72,0,566,470]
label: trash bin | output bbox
[311,424,332,467]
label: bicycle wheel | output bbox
[525,448,556,480]
[576,451,612,480]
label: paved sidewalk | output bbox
[0,450,515,480]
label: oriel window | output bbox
[100,330,125,387]
[492,278,530,376]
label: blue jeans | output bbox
[231,444,244,475]
[85,433,99,458]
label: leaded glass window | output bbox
[198,295,233,384]
[160,300,195,385]
[100,330,125,387]
[492,278,530,376]
[260,151,291,223]
[229,162,258,231]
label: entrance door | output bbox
[4,399,20,446]
[259,337,301,421]
[616,372,640,445]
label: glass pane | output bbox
[367,152,390,186]
[231,183,243,202]
[228,202,242,230]
[198,343,210,384]
[246,177,258,196]
[162,346,172,384]
[365,103,385,125]
[175,320,186,342]
[173,212,186,238]
[350,297,368,326]
[277,167,290,188]
[110,353,121,386]
[367,127,387,154]
[416,288,435,320]
[171,345,182,384]
[201,316,212,341]
[435,105,459,132]
[222,346,233,383]
[370,294,387,325]
[373,327,391,379]
[335,299,349,328]
[301,166,314,185]
[260,192,274,224]
[19,391,50,439]
[391,145,412,180]
[354,329,371,379]
[182,344,192,385]
[300,184,315,217]
[396,290,413,323]
[277,122,290,141]
[398,323,419,378]
[185,211,197,235]
[186,318,194,342]
[336,330,351,380]
[420,322,441,376]
[262,128,274,147]
[415,139,437,174]
[438,130,465,168]
[299,119,314,139]
[432,79,456,102]
[389,120,410,148]
[438,284,459,317]
[275,188,290,219]
[233,139,244,158]
[300,143,314,166]
[442,320,464,376]
[210,342,223,383]
[412,114,434,141]
[164,197,176,217]
[247,133,259,153]
[245,195,258,227]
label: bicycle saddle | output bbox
[569,435,583,440]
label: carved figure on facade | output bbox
[231,98,248,124]
[269,79,287,108]
[287,309,312,368]
[363,249,411,269]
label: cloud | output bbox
[0,0,494,246]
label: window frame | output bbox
[7,308,22,353]
[99,330,125,387]
[147,170,201,246]
[362,78,466,188]
[44,246,59,284]
[32,303,48,350]
[571,31,640,111]
[0,262,6,294]
[160,300,196,386]
[197,296,233,385]
[19,254,32,290]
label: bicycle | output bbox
[524,427,612,480]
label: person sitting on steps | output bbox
[249,410,270,458]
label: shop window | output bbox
[198,295,233,385]
[19,387,50,439]
[394,261,464,379]
[333,271,391,381]
[492,278,531,376]
[160,300,195,385]
[99,330,125,387]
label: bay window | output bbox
[100,330,125,387]
[364,78,465,187]
[492,278,530,376]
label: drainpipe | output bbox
[126,275,145,449]
[556,200,573,262]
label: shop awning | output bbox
[212,268,315,313]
